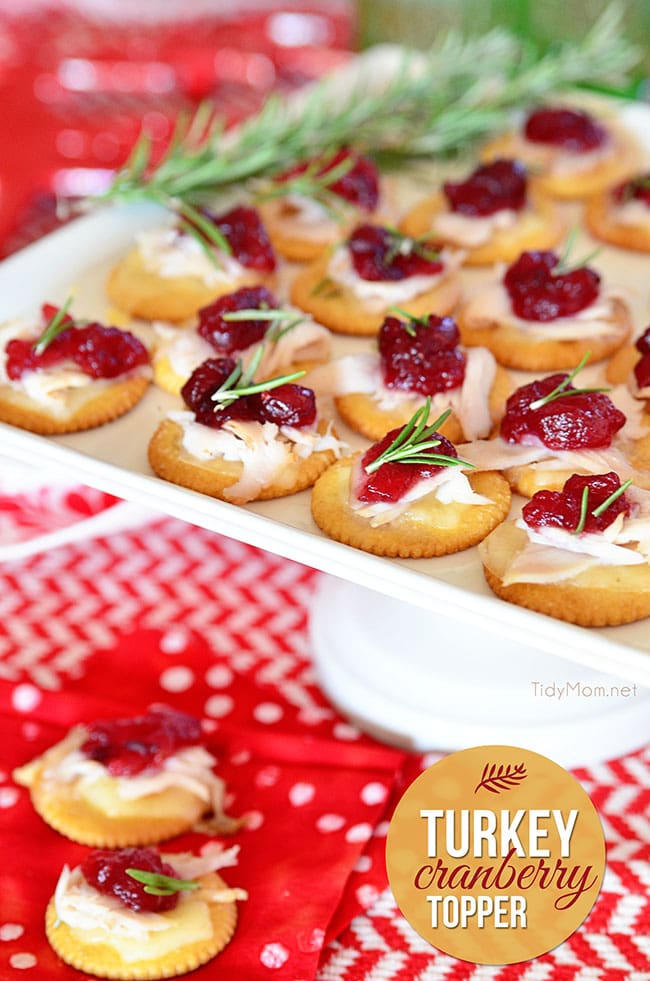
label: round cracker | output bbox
[400,191,563,266]
[106,247,275,323]
[13,731,208,847]
[289,254,461,336]
[311,459,511,558]
[148,417,338,504]
[585,191,650,253]
[480,520,650,626]
[46,872,238,980]
[335,363,511,443]
[457,296,631,371]
[0,374,149,435]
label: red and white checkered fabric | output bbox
[0,490,647,979]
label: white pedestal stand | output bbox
[309,575,650,768]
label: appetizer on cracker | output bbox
[290,223,461,336]
[481,104,640,200]
[107,205,277,323]
[401,158,562,265]
[480,472,650,626]
[0,300,150,434]
[457,238,631,371]
[311,400,510,557]
[46,844,246,979]
[308,310,509,443]
[149,348,343,504]
[13,706,236,847]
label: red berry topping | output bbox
[81,848,180,913]
[613,173,650,208]
[378,314,466,395]
[634,354,650,389]
[503,250,600,322]
[347,225,442,281]
[5,309,148,381]
[209,205,276,272]
[80,707,202,777]
[443,159,527,217]
[182,358,316,429]
[634,326,650,356]
[522,472,630,534]
[280,148,379,212]
[500,374,625,450]
[524,106,607,152]
[356,426,457,504]
[197,286,278,354]
[634,327,650,388]
[251,383,316,427]
[180,357,254,428]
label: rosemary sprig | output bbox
[364,400,473,474]
[573,486,591,535]
[126,868,199,897]
[591,478,632,517]
[34,296,75,355]
[388,306,431,336]
[383,228,440,266]
[222,307,307,343]
[528,353,610,411]
[92,7,637,212]
[573,478,632,534]
[210,346,305,411]
[553,227,601,275]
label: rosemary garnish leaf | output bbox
[573,485,590,535]
[34,295,75,355]
[554,228,601,275]
[591,478,632,518]
[209,346,306,411]
[364,400,472,474]
[528,353,610,411]
[125,868,200,896]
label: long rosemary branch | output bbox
[95,5,637,211]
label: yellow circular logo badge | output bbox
[386,745,606,965]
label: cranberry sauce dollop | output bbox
[378,314,466,395]
[80,707,202,777]
[5,304,149,381]
[197,205,276,272]
[634,325,650,389]
[181,357,316,430]
[443,159,527,217]
[279,147,379,212]
[613,172,650,208]
[197,286,278,355]
[347,225,443,281]
[522,472,630,535]
[503,250,600,322]
[356,426,457,504]
[500,374,626,450]
[523,106,607,153]
[81,848,180,913]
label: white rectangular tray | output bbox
[2,115,650,689]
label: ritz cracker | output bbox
[386,746,606,965]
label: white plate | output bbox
[1,101,650,689]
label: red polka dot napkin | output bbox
[0,486,648,980]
